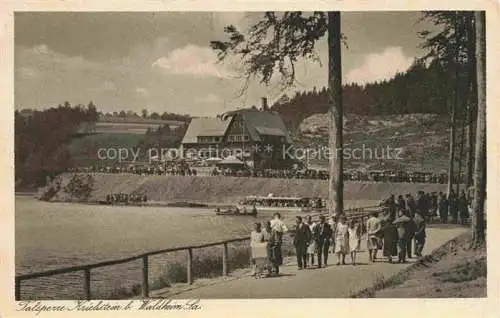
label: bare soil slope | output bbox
[372,233,486,298]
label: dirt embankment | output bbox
[48,173,448,204]
[367,233,486,298]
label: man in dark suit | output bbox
[405,193,416,217]
[314,215,332,268]
[293,216,311,270]
[416,191,428,219]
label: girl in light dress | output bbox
[305,216,317,267]
[348,220,361,265]
[334,216,349,265]
[250,222,270,278]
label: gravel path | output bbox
[153,225,468,298]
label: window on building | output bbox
[228,135,249,142]
[197,136,221,143]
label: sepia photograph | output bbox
[12,9,488,303]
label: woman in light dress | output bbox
[305,215,317,267]
[250,222,270,278]
[334,216,349,265]
[348,219,361,265]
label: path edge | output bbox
[350,231,470,298]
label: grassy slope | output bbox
[296,113,458,171]
[67,133,145,166]
[369,233,486,298]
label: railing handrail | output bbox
[15,205,380,300]
[15,236,250,281]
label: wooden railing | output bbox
[15,206,381,300]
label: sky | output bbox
[15,12,433,116]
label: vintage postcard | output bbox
[1,0,499,317]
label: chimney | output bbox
[261,97,269,111]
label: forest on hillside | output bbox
[271,59,470,129]
[15,101,191,189]
[15,102,99,188]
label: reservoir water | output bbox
[15,196,377,299]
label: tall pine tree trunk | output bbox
[447,12,460,207]
[456,111,466,195]
[465,12,477,191]
[327,11,343,215]
[471,10,486,248]
[447,95,456,200]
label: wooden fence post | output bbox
[15,277,20,301]
[222,243,228,276]
[187,248,193,285]
[83,268,91,300]
[142,255,149,298]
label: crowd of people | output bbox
[379,189,471,225]
[248,189,471,278]
[249,213,366,278]
[69,165,462,184]
[68,165,198,176]
[213,167,460,184]
[104,193,147,205]
[243,197,325,209]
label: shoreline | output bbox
[42,173,450,204]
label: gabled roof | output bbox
[181,117,231,144]
[181,109,290,144]
[238,109,290,143]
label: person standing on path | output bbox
[293,216,311,270]
[394,211,411,263]
[438,192,448,224]
[334,216,349,265]
[458,190,469,225]
[314,215,332,268]
[406,212,417,259]
[269,212,288,267]
[264,221,281,276]
[413,212,426,257]
[329,214,338,253]
[270,212,288,233]
[366,212,383,262]
[348,219,361,265]
[406,193,417,218]
[250,222,269,278]
[416,191,427,218]
[397,195,406,211]
[448,190,458,224]
[382,212,398,263]
[387,194,397,220]
[431,192,439,219]
[305,215,317,267]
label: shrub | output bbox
[435,257,487,283]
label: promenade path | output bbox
[153,225,467,298]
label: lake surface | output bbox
[15,196,377,299]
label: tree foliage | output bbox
[210,12,347,90]
[15,102,98,188]
[418,11,471,67]
[269,59,461,129]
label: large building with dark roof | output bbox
[181,100,291,168]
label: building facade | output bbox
[181,103,291,168]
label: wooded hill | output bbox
[271,59,467,130]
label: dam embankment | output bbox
[44,173,448,205]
